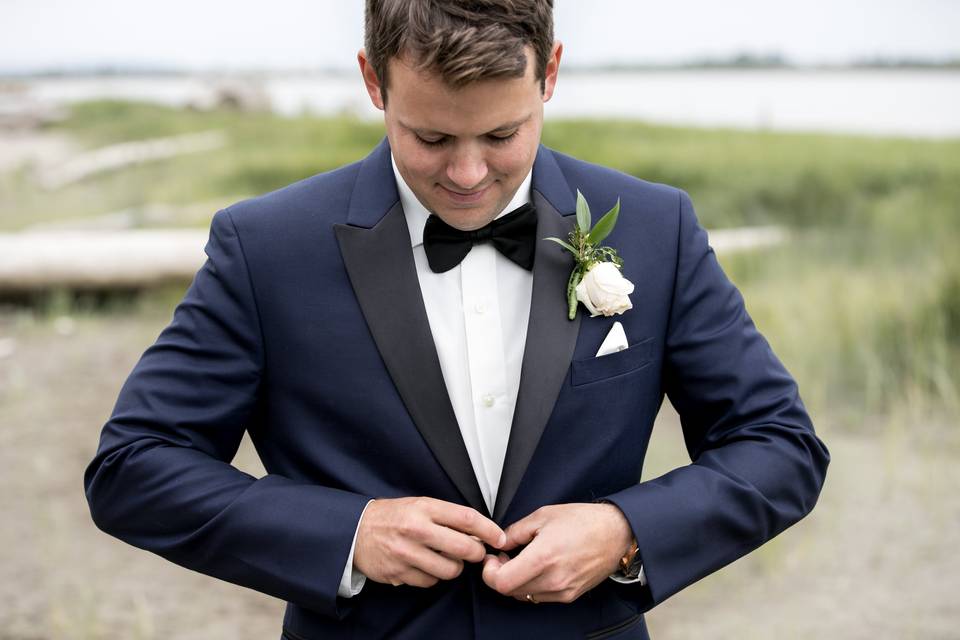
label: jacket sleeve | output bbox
[83,208,371,619]
[601,190,830,611]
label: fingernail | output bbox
[497,533,506,547]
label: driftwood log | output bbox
[0,230,208,291]
[0,226,786,292]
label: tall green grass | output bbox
[3,99,957,426]
[721,234,959,428]
[0,101,384,230]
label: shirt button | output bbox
[474,301,487,314]
[482,393,495,407]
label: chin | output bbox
[435,209,498,231]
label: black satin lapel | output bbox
[334,204,488,515]
[493,191,581,523]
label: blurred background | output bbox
[1,1,958,638]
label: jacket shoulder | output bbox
[221,158,364,231]
[546,146,686,217]
[542,147,693,267]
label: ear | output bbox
[357,47,385,111]
[541,40,563,103]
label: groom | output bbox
[84,1,829,638]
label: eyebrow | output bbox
[401,114,532,137]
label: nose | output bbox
[445,143,488,191]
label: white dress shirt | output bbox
[397,155,535,514]
[337,155,642,597]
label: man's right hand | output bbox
[353,497,506,588]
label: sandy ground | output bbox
[1,306,958,639]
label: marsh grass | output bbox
[3,99,958,426]
[721,234,960,427]
[0,101,383,230]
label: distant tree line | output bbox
[3,54,959,79]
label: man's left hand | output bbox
[481,503,634,604]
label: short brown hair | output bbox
[364,0,554,106]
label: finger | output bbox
[420,525,488,563]
[503,572,562,600]
[513,591,569,604]
[507,569,574,603]
[502,513,543,551]
[489,541,549,595]
[399,565,441,588]
[481,553,504,589]
[482,552,510,570]
[403,543,466,582]
[430,502,506,549]
[507,564,591,605]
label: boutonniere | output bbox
[545,190,634,320]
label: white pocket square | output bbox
[595,321,629,357]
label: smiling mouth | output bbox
[441,184,490,203]
[444,185,488,195]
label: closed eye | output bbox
[415,135,449,147]
[488,131,518,145]
[413,131,519,148]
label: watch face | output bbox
[620,542,639,568]
[620,542,642,578]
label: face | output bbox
[359,42,562,231]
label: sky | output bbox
[2,0,959,73]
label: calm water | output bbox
[15,69,960,138]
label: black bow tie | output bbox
[422,202,538,273]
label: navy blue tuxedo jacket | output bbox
[84,137,829,640]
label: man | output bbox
[84,1,829,638]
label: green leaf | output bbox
[575,189,591,234]
[544,236,578,256]
[586,198,620,245]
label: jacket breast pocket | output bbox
[571,338,654,387]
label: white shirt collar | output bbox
[391,152,533,248]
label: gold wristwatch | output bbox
[618,538,642,579]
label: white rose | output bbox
[575,261,634,317]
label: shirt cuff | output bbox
[608,564,647,586]
[337,499,375,598]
